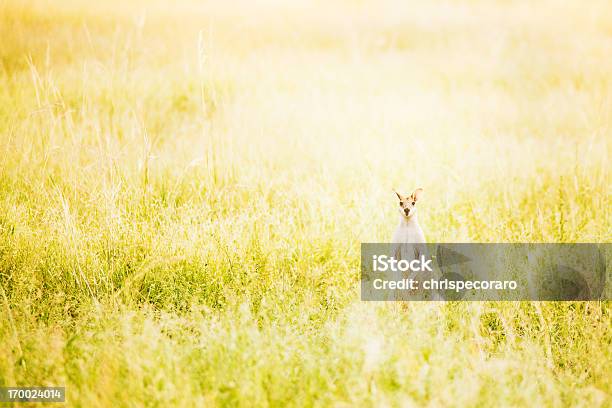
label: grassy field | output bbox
[0,0,611,406]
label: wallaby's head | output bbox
[393,188,423,219]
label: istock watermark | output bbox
[372,254,434,272]
[361,243,610,301]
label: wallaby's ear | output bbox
[393,189,404,201]
[411,188,424,202]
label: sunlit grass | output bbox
[0,0,610,406]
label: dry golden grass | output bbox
[0,0,610,406]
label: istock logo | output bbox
[372,255,433,272]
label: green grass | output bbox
[0,0,610,406]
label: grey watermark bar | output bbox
[0,387,65,403]
[361,243,610,301]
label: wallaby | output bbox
[392,188,425,245]
[390,188,431,300]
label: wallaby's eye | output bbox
[399,202,403,206]
[412,201,416,205]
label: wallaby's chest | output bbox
[392,222,425,244]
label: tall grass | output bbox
[0,0,610,406]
